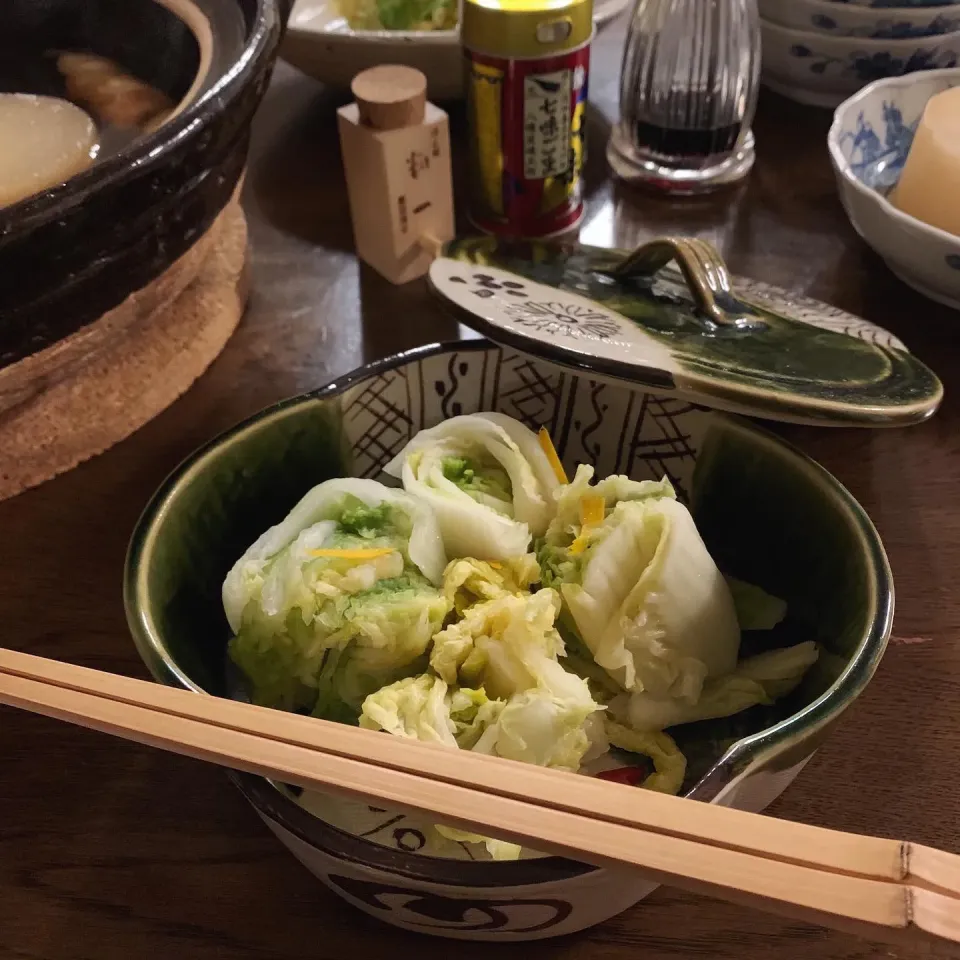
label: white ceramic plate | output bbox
[280,0,630,100]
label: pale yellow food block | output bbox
[0,94,99,207]
[891,87,960,238]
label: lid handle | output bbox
[603,237,761,329]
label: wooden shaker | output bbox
[337,66,455,285]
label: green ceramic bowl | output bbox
[124,340,893,942]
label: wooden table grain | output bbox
[2,22,960,960]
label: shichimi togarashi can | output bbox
[462,0,594,238]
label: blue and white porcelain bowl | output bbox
[761,19,960,106]
[828,68,960,310]
[760,0,960,39]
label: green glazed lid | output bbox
[427,235,943,427]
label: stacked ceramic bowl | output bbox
[759,0,960,107]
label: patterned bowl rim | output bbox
[124,339,894,888]
[827,67,960,248]
[762,17,960,45]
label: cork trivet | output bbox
[0,196,249,501]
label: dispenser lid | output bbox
[351,66,427,130]
[427,236,943,427]
[461,0,594,59]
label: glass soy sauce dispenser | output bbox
[607,0,761,195]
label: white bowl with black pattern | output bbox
[127,341,895,940]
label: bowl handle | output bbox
[601,237,758,329]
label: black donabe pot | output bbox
[0,0,293,370]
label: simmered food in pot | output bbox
[0,53,175,208]
[0,93,98,207]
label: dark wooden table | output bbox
[3,21,960,960]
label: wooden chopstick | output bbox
[0,648,958,947]
[0,649,903,879]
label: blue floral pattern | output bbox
[810,13,960,38]
[789,44,959,84]
[836,0,960,7]
[838,100,918,190]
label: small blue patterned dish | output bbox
[760,18,960,106]
[828,68,960,309]
[760,0,960,39]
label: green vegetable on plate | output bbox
[336,0,458,30]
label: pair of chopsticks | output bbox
[1,646,957,946]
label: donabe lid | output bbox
[427,236,943,427]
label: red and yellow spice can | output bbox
[463,0,593,239]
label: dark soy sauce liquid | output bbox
[633,119,743,164]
